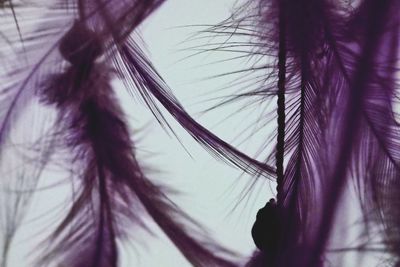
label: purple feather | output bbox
[202,0,399,266]
[35,20,237,267]
[113,38,275,178]
[1,0,399,266]
[311,1,400,266]
[0,1,246,266]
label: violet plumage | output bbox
[1,0,399,266]
[0,1,251,266]
[35,23,237,265]
[198,0,399,266]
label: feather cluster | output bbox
[1,0,399,266]
[200,0,399,266]
[0,0,267,266]
[35,21,237,267]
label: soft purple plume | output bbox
[37,53,236,266]
[204,0,399,266]
[2,0,399,266]
[0,1,245,266]
[312,1,400,266]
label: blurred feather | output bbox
[0,1,254,266]
[313,1,400,266]
[0,2,73,264]
[36,49,237,266]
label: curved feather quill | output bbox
[113,38,275,178]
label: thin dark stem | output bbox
[277,60,307,267]
[276,0,287,205]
